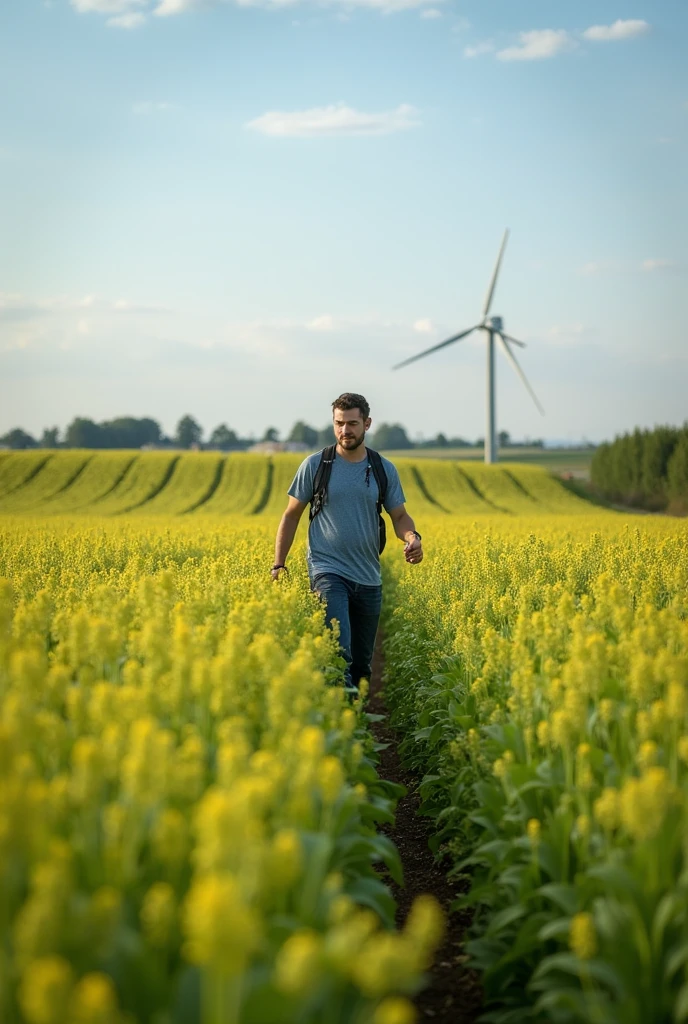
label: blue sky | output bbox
[1,0,686,443]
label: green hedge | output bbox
[590,424,688,511]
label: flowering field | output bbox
[383,515,688,1023]
[0,450,592,518]
[2,452,685,1023]
[0,518,442,1024]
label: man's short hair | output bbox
[332,393,370,420]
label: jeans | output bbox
[310,572,382,693]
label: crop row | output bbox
[0,518,442,1024]
[0,452,593,518]
[382,514,688,1024]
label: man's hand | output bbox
[271,566,288,581]
[403,534,423,565]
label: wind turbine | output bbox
[393,229,544,464]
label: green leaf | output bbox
[479,1007,537,1024]
[486,904,527,936]
[666,942,688,982]
[675,981,688,1023]
[171,966,201,1024]
[531,953,625,997]
[367,832,405,887]
[587,863,641,900]
[346,876,397,929]
[537,917,572,942]
[651,892,683,953]
[537,884,578,915]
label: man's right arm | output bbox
[272,496,308,579]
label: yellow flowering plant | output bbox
[382,512,688,1024]
[0,510,442,1024]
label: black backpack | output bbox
[309,445,389,554]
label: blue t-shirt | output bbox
[288,449,406,586]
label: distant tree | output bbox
[641,426,679,503]
[0,428,37,449]
[475,437,485,449]
[262,427,280,443]
[176,415,203,449]
[101,417,162,449]
[371,424,412,450]
[435,432,448,448]
[498,430,511,448]
[65,418,103,448]
[616,429,645,499]
[316,425,334,448]
[40,427,60,448]
[209,424,239,450]
[667,428,688,504]
[592,424,684,509]
[287,421,318,447]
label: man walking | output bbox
[272,393,423,696]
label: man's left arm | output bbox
[388,504,423,564]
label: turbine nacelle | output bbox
[485,316,503,332]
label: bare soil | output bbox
[368,633,483,1022]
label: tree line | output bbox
[0,416,544,452]
[591,423,688,512]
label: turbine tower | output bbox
[393,229,544,464]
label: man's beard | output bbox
[339,433,365,450]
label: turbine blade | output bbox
[496,332,545,415]
[501,331,527,349]
[392,326,478,371]
[482,228,509,318]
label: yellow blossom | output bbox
[373,997,418,1024]
[69,972,122,1024]
[527,818,541,846]
[18,956,74,1024]
[620,768,676,842]
[183,873,262,974]
[593,788,621,832]
[274,930,322,993]
[569,913,597,960]
[141,882,176,948]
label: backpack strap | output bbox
[309,445,336,522]
[366,448,388,513]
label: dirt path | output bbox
[368,633,483,1022]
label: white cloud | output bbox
[133,100,173,114]
[108,11,145,25]
[413,318,434,333]
[420,7,441,18]
[642,258,675,272]
[463,40,494,58]
[450,15,470,32]
[71,0,145,12]
[72,0,443,20]
[582,19,650,42]
[153,0,441,11]
[246,103,420,138]
[0,293,166,319]
[306,315,336,331]
[154,0,203,14]
[497,29,575,62]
